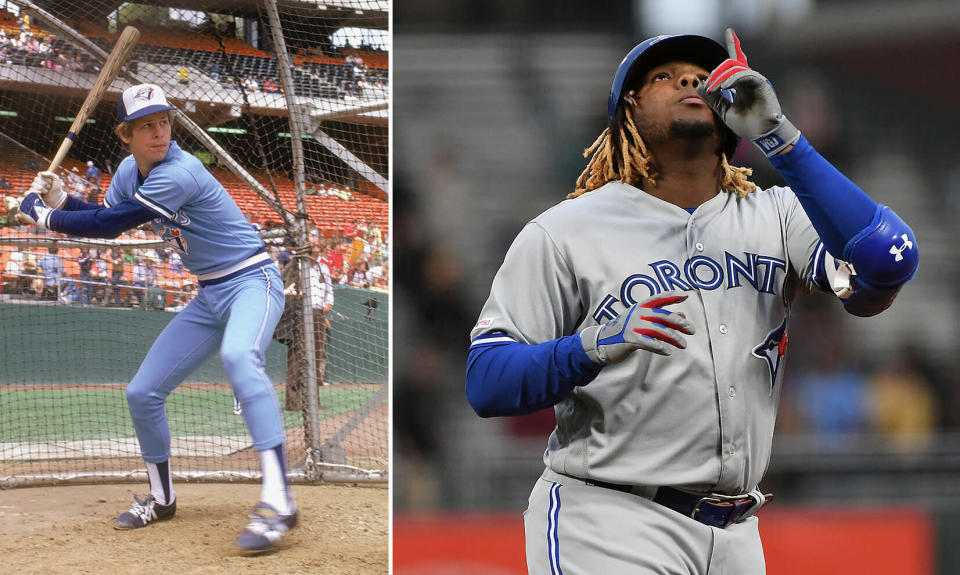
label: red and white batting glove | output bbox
[581,291,696,365]
[697,28,800,157]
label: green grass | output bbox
[0,385,383,443]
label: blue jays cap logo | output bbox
[134,86,155,103]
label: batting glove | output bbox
[18,192,53,229]
[581,291,695,365]
[697,28,801,157]
[29,171,66,209]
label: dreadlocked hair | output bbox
[569,108,757,200]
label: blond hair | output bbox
[114,110,174,142]
[570,107,755,200]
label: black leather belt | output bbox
[585,479,771,528]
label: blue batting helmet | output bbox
[607,34,737,157]
[608,34,729,124]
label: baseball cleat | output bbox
[234,501,299,552]
[113,494,176,530]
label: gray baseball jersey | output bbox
[471,181,838,495]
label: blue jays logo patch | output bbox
[752,318,788,393]
[134,87,155,102]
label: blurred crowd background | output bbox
[393,0,960,540]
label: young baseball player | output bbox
[467,30,918,574]
[19,83,297,552]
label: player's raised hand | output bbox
[17,192,53,229]
[581,291,696,365]
[697,28,800,157]
[29,171,66,209]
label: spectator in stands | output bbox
[90,249,111,304]
[867,346,937,449]
[69,53,85,73]
[109,247,126,306]
[263,77,279,94]
[0,176,11,189]
[20,252,40,295]
[349,260,371,289]
[369,260,387,290]
[343,219,358,238]
[3,250,22,293]
[56,50,71,70]
[67,167,86,200]
[85,160,100,189]
[280,241,335,411]
[326,239,344,275]
[167,281,196,312]
[24,35,39,56]
[791,337,869,447]
[38,246,65,300]
[131,257,157,308]
[168,249,184,275]
[242,75,259,93]
[177,66,189,85]
[77,248,94,305]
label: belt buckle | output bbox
[690,496,724,522]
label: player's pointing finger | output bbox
[725,27,747,65]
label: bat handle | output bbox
[48,133,77,174]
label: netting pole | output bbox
[261,0,322,480]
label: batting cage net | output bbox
[0,0,388,486]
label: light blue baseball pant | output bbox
[125,263,285,463]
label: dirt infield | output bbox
[0,482,387,574]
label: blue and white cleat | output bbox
[113,494,176,530]
[234,501,298,552]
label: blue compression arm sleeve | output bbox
[62,195,102,211]
[47,198,156,239]
[768,135,917,293]
[768,135,877,258]
[466,334,603,418]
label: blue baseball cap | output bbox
[117,83,176,123]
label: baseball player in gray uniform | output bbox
[466,29,918,574]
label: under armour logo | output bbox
[889,234,914,262]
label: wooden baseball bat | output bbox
[47,25,140,173]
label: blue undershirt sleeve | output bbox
[47,198,156,239]
[466,334,603,418]
[62,195,103,211]
[767,135,877,258]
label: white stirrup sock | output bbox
[146,461,175,506]
[259,446,292,515]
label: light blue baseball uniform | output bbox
[102,141,285,462]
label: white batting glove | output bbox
[580,291,695,365]
[697,28,801,157]
[17,192,53,229]
[28,171,66,209]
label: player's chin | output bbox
[668,118,716,140]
